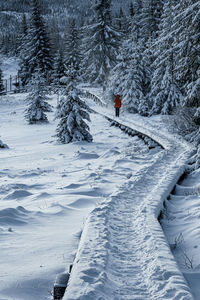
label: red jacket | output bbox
[114,95,122,108]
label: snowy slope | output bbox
[0,93,158,299]
[63,90,195,299]
[161,170,200,300]
[0,87,196,300]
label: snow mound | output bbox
[75,151,100,160]
[5,190,33,200]
[0,206,30,226]
[100,147,121,158]
[68,198,98,209]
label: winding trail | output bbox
[63,91,195,300]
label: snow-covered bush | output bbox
[25,70,53,124]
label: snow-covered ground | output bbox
[0,93,161,299]
[63,90,195,300]
[0,79,198,300]
[161,170,200,300]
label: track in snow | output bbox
[62,91,194,300]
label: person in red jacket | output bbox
[114,94,122,117]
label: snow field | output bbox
[162,170,200,299]
[63,90,195,299]
[0,92,156,299]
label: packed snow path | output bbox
[63,90,195,299]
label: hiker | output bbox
[114,94,121,117]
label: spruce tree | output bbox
[174,0,200,124]
[129,1,135,17]
[18,14,29,87]
[107,44,127,104]
[114,8,129,33]
[52,49,66,86]
[82,0,120,85]
[25,0,53,84]
[149,0,182,115]
[56,64,92,143]
[122,40,148,114]
[140,0,164,43]
[25,69,53,124]
[64,18,81,81]
[108,1,150,115]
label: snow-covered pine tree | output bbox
[82,0,121,85]
[174,0,200,125]
[149,0,182,115]
[114,7,129,33]
[24,0,53,85]
[64,18,82,82]
[18,14,30,87]
[122,39,150,114]
[108,0,150,115]
[25,69,53,124]
[52,49,66,86]
[56,64,92,143]
[140,0,164,43]
[129,1,135,17]
[107,43,127,104]
[0,67,4,95]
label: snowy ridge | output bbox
[63,92,195,300]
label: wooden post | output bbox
[10,75,12,92]
[53,273,70,300]
[5,79,7,93]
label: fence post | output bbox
[10,75,12,92]
[5,79,7,93]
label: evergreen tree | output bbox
[173,0,200,124]
[108,0,150,114]
[52,49,66,85]
[25,69,53,124]
[129,1,135,17]
[24,0,53,84]
[122,41,148,114]
[114,8,129,33]
[149,0,182,115]
[64,18,82,82]
[0,67,4,95]
[56,64,92,143]
[82,0,120,85]
[107,44,128,103]
[140,0,164,43]
[18,14,29,87]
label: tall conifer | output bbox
[25,0,53,84]
[82,0,120,85]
